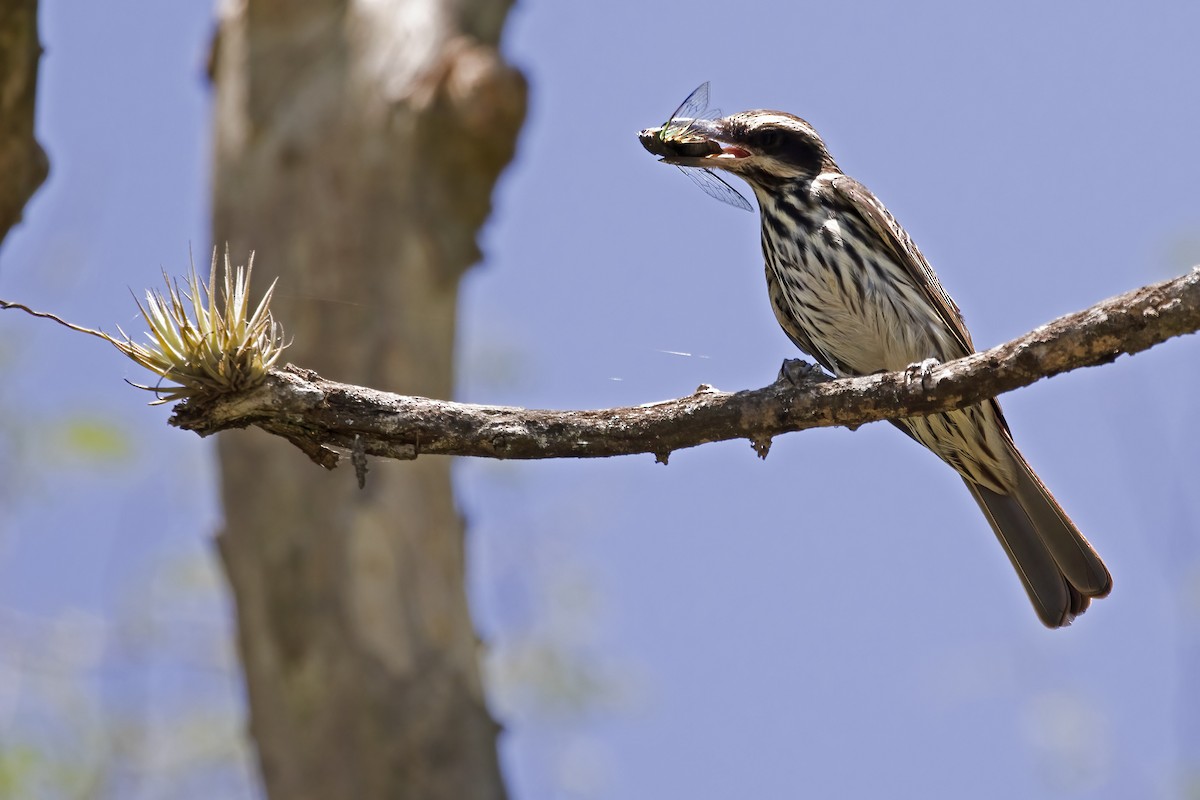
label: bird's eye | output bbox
[757,129,784,149]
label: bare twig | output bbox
[170,268,1200,468]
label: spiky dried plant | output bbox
[115,249,286,403]
[2,248,287,404]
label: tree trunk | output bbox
[0,0,49,244]
[208,3,525,798]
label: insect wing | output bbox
[667,82,710,126]
[661,82,719,143]
[678,166,753,212]
[650,82,751,211]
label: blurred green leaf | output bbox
[0,746,40,799]
[54,418,131,462]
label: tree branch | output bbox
[171,268,1200,467]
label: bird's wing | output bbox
[821,174,1016,439]
[821,174,975,358]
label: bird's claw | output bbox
[777,358,827,387]
[904,358,941,391]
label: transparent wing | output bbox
[668,82,710,124]
[661,82,722,141]
[678,166,753,212]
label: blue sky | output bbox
[2,2,1199,798]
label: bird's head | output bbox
[640,110,838,190]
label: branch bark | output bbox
[172,267,1200,466]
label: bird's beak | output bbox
[638,118,751,168]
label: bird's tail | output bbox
[964,443,1112,628]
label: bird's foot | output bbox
[777,358,828,388]
[903,357,941,391]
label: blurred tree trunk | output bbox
[0,0,49,244]
[209,3,525,799]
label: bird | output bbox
[639,88,1111,627]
